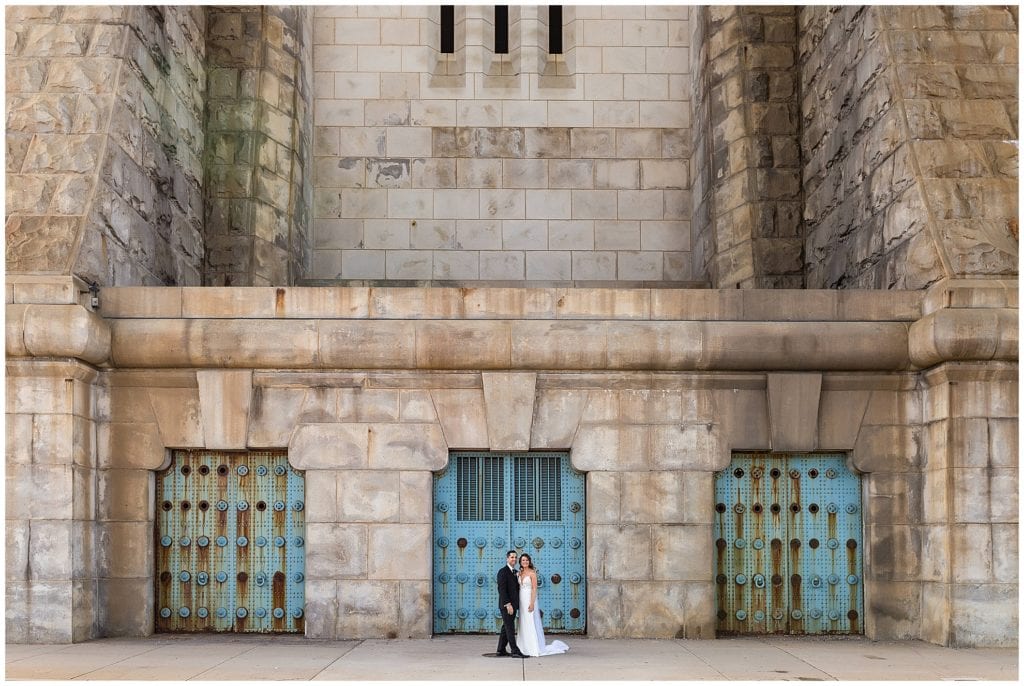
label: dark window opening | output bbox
[456,455,504,521]
[494,6,509,54]
[440,5,455,54]
[548,6,563,55]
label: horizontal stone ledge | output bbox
[108,318,912,371]
[909,308,1018,368]
[98,286,922,322]
[7,304,110,365]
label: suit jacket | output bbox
[497,565,519,610]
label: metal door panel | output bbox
[433,452,585,634]
[156,450,305,633]
[715,453,862,635]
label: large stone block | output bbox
[990,523,1017,583]
[248,386,305,447]
[481,372,536,451]
[620,471,687,524]
[98,577,153,637]
[368,524,430,579]
[951,524,993,583]
[652,525,712,581]
[338,471,400,522]
[30,412,74,465]
[588,525,652,580]
[767,373,822,451]
[146,388,203,448]
[399,580,431,638]
[305,469,338,523]
[97,521,152,579]
[336,580,401,638]
[289,423,368,470]
[920,581,952,645]
[368,423,446,470]
[650,423,724,471]
[306,523,367,578]
[430,389,488,449]
[5,582,30,642]
[619,581,715,638]
[852,425,921,472]
[865,580,923,641]
[27,581,74,643]
[950,583,1018,647]
[98,468,152,522]
[415,321,511,369]
[6,413,33,465]
[6,520,29,582]
[920,525,949,582]
[399,471,431,523]
[585,581,623,638]
[817,390,870,450]
[868,525,922,581]
[586,471,621,524]
[197,370,251,449]
[573,424,649,471]
[531,390,588,449]
[303,579,338,639]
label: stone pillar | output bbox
[204,6,313,286]
[691,6,803,288]
[5,6,207,287]
[6,276,107,643]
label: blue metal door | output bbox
[155,450,305,632]
[714,453,863,635]
[433,452,586,634]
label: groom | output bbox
[496,550,526,658]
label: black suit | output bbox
[496,565,521,655]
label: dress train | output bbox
[516,579,569,657]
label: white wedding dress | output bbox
[517,575,569,657]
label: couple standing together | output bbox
[496,550,569,658]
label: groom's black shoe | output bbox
[494,651,510,657]
[511,652,529,658]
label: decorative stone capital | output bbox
[6,303,110,365]
[909,308,1017,369]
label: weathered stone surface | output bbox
[98,469,152,522]
[531,390,588,449]
[338,470,400,522]
[368,524,430,579]
[97,521,151,579]
[950,583,1018,647]
[146,388,202,448]
[307,523,367,578]
[399,471,431,523]
[650,423,724,471]
[367,423,446,470]
[318,321,415,368]
[573,424,649,471]
[619,582,715,639]
[247,386,305,447]
[852,425,922,472]
[102,422,164,470]
[866,580,924,641]
[336,580,401,638]
[305,469,338,523]
[652,525,712,581]
[197,370,251,449]
[481,372,536,451]
[304,579,338,639]
[430,389,488,449]
[289,424,369,470]
[817,390,871,449]
[588,525,652,580]
[767,373,822,451]
[398,580,431,638]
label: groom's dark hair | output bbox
[506,550,517,557]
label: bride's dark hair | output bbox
[519,553,537,573]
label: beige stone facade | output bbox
[4,5,1019,649]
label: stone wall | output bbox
[309,5,695,286]
[6,6,207,286]
[691,6,803,288]
[204,7,314,286]
[800,6,1018,289]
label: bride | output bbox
[516,553,569,657]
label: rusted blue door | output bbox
[155,450,305,632]
[433,452,586,634]
[714,453,863,635]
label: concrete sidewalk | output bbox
[4,635,1017,681]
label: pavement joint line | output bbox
[769,640,836,680]
[309,639,364,680]
[673,639,728,679]
[187,643,262,681]
[65,641,168,680]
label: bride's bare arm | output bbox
[529,573,536,611]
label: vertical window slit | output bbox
[440,5,455,54]
[548,6,563,55]
[494,6,509,54]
